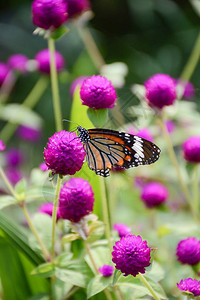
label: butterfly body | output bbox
[77,126,161,177]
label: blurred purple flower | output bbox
[80,75,117,109]
[35,49,65,74]
[39,162,48,172]
[70,76,88,97]
[17,125,41,142]
[44,130,85,176]
[6,148,24,167]
[144,74,176,109]
[176,237,200,265]
[112,235,151,276]
[64,0,90,18]
[165,120,175,134]
[177,278,200,296]
[32,0,68,30]
[38,202,61,220]
[5,167,23,185]
[183,136,200,163]
[8,54,29,73]
[0,63,11,87]
[99,265,114,277]
[0,140,6,151]
[113,223,131,238]
[128,127,154,142]
[176,79,195,100]
[59,177,94,222]
[141,182,168,208]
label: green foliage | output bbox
[51,26,69,40]
[87,108,108,128]
[87,275,112,298]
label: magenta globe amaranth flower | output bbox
[176,237,200,265]
[35,49,65,74]
[64,0,90,18]
[177,278,200,296]
[6,148,24,167]
[8,54,28,73]
[183,136,200,163]
[80,75,117,109]
[144,74,176,109]
[141,182,168,208]
[17,125,41,142]
[128,127,154,142]
[32,0,68,30]
[44,131,85,176]
[0,140,6,151]
[176,79,195,100]
[113,223,131,238]
[58,177,94,222]
[70,76,88,97]
[38,202,61,220]
[0,63,11,87]
[99,265,114,277]
[5,168,23,185]
[39,162,48,172]
[112,235,151,276]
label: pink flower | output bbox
[183,136,200,163]
[35,49,65,74]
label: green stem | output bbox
[100,177,112,254]
[48,38,63,132]
[0,167,17,198]
[51,175,62,262]
[138,273,160,300]
[0,76,48,143]
[22,203,50,261]
[77,26,105,71]
[193,165,199,215]
[180,31,200,82]
[158,114,198,221]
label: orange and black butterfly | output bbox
[77,126,161,177]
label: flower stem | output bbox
[138,273,160,300]
[0,76,48,143]
[100,177,112,254]
[158,114,197,221]
[193,165,199,215]
[180,31,200,82]
[48,38,63,132]
[21,202,50,261]
[0,167,17,198]
[83,240,113,300]
[51,175,62,262]
[77,26,105,71]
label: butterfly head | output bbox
[77,126,90,143]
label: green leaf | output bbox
[55,260,93,288]
[87,275,112,298]
[0,195,17,210]
[15,179,27,199]
[87,220,105,243]
[70,87,102,218]
[117,275,167,299]
[62,233,80,244]
[55,252,73,266]
[87,108,108,127]
[51,26,69,40]
[0,104,42,127]
[145,261,165,282]
[25,185,55,202]
[31,263,55,278]
[29,293,50,300]
[84,246,111,274]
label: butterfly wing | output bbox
[84,128,160,177]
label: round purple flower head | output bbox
[0,140,6,151]
[64,0,90,18]
[35,49,65,74]
[113,223,131,238]
[128,127,154,142]
[38,202,61,220]
[39,162,48,172]
[5,167,23,185]
[6,148,24,167]
[58,177,94,222]
[176,237,200,265]
[165,120,175,134]
[70,76,88,97]
[141,182,168,208]
[80,75,117,109]
[0,63,11,87]
[112,235,151,277]
[183,136,200,163]
[177,278,200,297]
[8,54,28,73]
[176,79,195,100]
[144,74,176,109]
[17,125,41,142]
[44,131,85,176]
[32,0,68,30]
[99,265,114,277]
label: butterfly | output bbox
[77,126,161,177]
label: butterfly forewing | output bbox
[78,127,161,177]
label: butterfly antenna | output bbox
[62,119,80,127]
